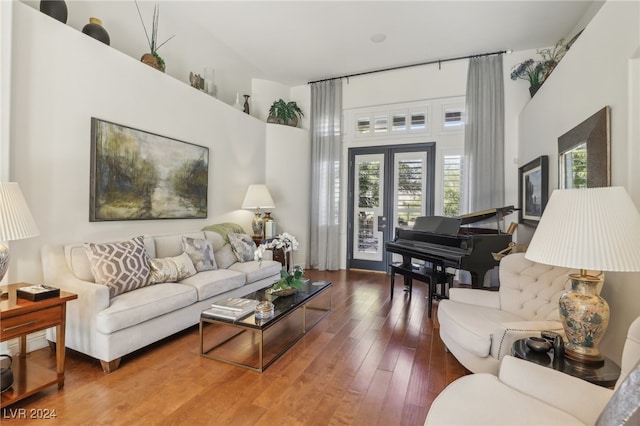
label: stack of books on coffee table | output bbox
[203,297,258,320]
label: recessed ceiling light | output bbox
[370,33,386,43]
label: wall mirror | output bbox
[558,106,610,189]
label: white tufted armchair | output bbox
[426,316,640,425]
[437,252,590,375]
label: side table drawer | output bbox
[1,305,62,340]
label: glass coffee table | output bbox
[199,280,332,372]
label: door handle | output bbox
[378,216,387,231]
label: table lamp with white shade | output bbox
[0,182,40,282]
[525,186,640,363]
[241,184,275,239]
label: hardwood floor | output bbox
[1,270,469,425]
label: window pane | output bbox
[444,109,463,128]
[411,112,425,130]
[357,118,370,134]
[358,161,380,208]
[374,116,388,133]
[392,114,406,132]
[357,211,378,254]
[396,158,423,227]
[443,155,462,216]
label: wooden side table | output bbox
[512,338,621,388]
[0,282,77,408]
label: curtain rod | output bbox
[307,50,507,85]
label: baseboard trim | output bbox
[2,330,49,356]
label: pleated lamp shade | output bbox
[525,187,640,272]
[0,182,40,242]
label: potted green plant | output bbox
[135,1,175,72]
[267,99,304,127]
[267,267,305,296]
[511,39,568,97]
[510,59,545,97]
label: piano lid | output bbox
[413,216,461,235]
[456,205,515,226]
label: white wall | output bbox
[20,0,261,107]
[0,0,12,183]
[8,2,267,284]
[265,124,310,268]
[518,0,640,361]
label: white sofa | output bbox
[438,253,582,374]
[42,226,281,373]
[425,316,640,425]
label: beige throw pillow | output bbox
[84,236,151,298]
[227,233,257,263]
[148,252,197,284]
[181,236,217,272]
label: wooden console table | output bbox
[0,283,77,408]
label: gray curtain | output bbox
[309,80,342,270]
[462,55,505,213]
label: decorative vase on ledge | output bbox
[40,0,67,23]
[82,17,110,46]
[529,82,542,98]
[141,53,164,72]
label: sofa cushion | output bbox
[65,244,96,282]
[203,230,240,269]
[438,299,524,358]
[84,236,152,298]
[148,252,197,284]
[181,236,217,272]
[228,233,256,262]
[229,260,282,284]
[153,232,205,258]
[179,269,246,301]
[96,283,198,334]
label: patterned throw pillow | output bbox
[227,233,257,263]
[181,236,217,272]
[84,236,151,298]
[148,252,197,284]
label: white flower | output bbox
[254,244,266,264]
[263,233,299,252]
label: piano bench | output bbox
[389,262,450,317]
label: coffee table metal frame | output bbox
[199,281,332,372]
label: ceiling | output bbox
[166,1,601,87]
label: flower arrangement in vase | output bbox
[255,233,302,296]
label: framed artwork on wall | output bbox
[90,118,208,221]
[518,155,548,226]
[558,106,610,189]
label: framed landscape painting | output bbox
[90,118,208,221]
[518,155,548,226]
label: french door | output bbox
[347,143,435,271]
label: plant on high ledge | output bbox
[510,59,545,88]
[511,39,569,97]
[135,1,175,72]
[267,99,304,127]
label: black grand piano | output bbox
[385,206,514,316]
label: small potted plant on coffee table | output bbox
[267,267,305,297]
